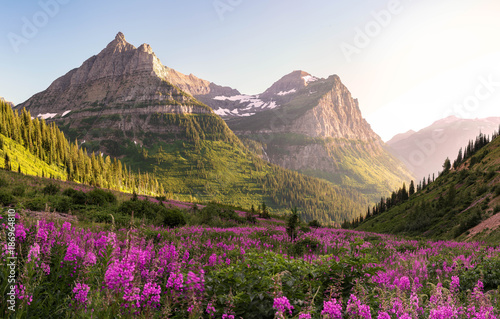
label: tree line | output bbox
[343,127,500,229]
[0,101,161,195]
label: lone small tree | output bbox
[286,206,300,241]
[260,202,270,219]
[442,157,451,173]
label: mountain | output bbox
[214,71,414,202]
[356,130,500,243]
[15,32,370,225]
[387,116,500,180]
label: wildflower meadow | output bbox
[1,211,499,319]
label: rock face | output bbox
[387,116,500,179]
[17,32,232,118]
[224,72,413,201]
[17,32,413,204]
[16,32,236,149]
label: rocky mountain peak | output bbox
[102,32,135,54]
[115,31,125,41]
[260,70,320,99]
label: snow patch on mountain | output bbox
[277,89,296,96]
[302,75,318,84]
[37,113,58,120]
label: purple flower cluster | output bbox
[321,299,342,319]
[73,283,90,305]
[273,296,294,316]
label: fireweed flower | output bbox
[298,313,312,319]
[166,272,184,291]
[377,312,391,319]
[83,251,96,267]
[321,299,342,319]
[273,296,294,316]
[105,258,136,292]
[141,282,161,307]
[15,223,27,241]
[347,294,372,319]
[16,284,33,306]
[206,302,216,315]
[64,242,84,262]
[123,287,141,308]
[73,283,90,305]
[27,243,40,263]
[450,276,460,293]
[222,314,235,319]
[186,270,205,292]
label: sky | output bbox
[1,0,500,141]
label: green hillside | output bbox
[0,101,159,196]
[57,110,368,225]
[354,131,500,243]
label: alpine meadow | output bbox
[1,1,500,318]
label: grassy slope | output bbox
[0,134,66,179]
[56,111,367,225]
[356,136,500,243]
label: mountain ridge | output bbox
[14,32,372,224]
[387,116,500,180]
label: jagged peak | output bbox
[138,43,153,54]
[115,32,125,42]
[102,32,136,54]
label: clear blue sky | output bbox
[1,0,500,140]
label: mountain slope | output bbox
[387,116,500,180]
[221,72,414,202]
[15,33,369,225]
[0,100,159,195]
[357,131,500,243]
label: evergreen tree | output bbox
[409,180,415,196]
[442,157,451,173]
[286,207,300,241]
[4,153,11,171]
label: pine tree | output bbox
[409,180,415,196]
[4,153,11,171]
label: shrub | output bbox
[54,197,73,213]
[495,185,500,197]
[196,203,245,226]
[289,237,321,256]
[162,209,186,228]
[11,185,25,197]
[0,177,8,187]
[0,190,14,206]
[63,188,88,205]
[87,189,115,206]
[494,205,500,214]
[42,183,60,195]
[26,197,46,211]
[308,219,322,228]
[62,188,77,197]
[460,257,500,292]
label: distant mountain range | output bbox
[357,130,500,243]
[387,116,500,180]
[15,32,414,221]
